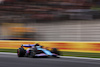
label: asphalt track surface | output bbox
[0,53,100,67]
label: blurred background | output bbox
[0,0,100,41]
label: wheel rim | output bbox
[17,49,20,56]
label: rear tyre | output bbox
[29,50,36,58]
[17,48,26,57]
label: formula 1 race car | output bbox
[17,44,60,58]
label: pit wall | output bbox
[0,41,100,53]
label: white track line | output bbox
[0,52,17,55]
[0,52,100,60]
[60,56,100,60]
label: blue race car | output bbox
[17,43,60,58]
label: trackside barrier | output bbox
[0,41,100,53]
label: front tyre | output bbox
[51,48,60,55]
[51,48,60,58]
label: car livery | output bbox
[17,44,60,58]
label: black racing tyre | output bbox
[51,48,60,55]
[29,50,36,58]
[17,48,26,57]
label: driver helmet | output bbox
[35,43,40,46]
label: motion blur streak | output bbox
[0,53,100,67]
[0,0,100,41]
[0,41,100,53]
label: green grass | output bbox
[0,49,100,58]
[61,51,100,58]
[0,49,17,53]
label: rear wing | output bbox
[21,44,34,47]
